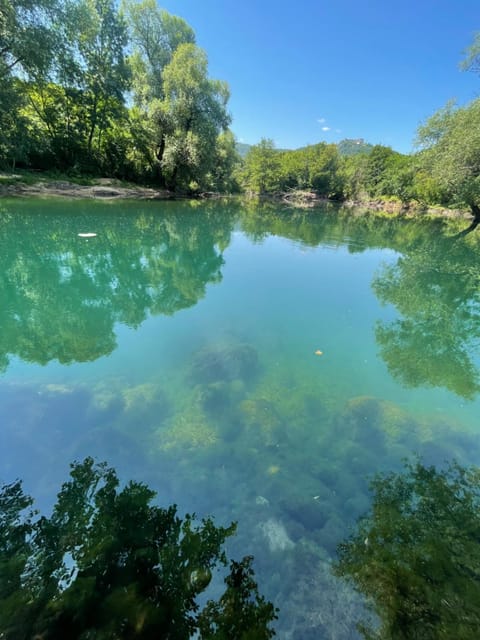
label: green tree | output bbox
[416,98,480,223]
[123,2,231,191]
[341,153,370,200]
[460,31,480,75]
[159,43,231,190]
[0,78,29,169]
[123,0,195,105]
[276,143,345,196]
[74,0,130,156]
[335,460,480,640]
[25,0,130,170]
[362,145,397,197]
[0,0,58,79]
[207,130,242,193]
[379,154,416,202]
[242,139,282,194]
[0,457,277,639]
[0,0,59,167]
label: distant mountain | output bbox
[336,138,374,156]
[235,142,290,157]
[236,138,375,158]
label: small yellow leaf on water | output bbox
[314,350,323,356]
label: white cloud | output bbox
[321,126,331,132]
[317,117,326,124]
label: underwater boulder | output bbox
[188,343,259,385]
[198,381,233,414]
[122,383,170,419]
[335,396,391,453]
[239,397,285,448]
[280,496,329,533]
[280,551,364,640]
[259,517,295,552]
[158,404,218,452]
[319,514,346,556]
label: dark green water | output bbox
[1,197,479,638]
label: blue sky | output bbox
[160,1,479,153]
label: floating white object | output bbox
[78,233,97,238]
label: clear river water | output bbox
[1,197,479,638]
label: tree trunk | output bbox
[453,203,480,238]
[167,165,178,191]
[471,203,480,223]
[87,102,98,155]
[155,135,166,187]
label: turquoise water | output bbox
[1,198,479,638]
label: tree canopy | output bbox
[0,0,236,189]
[416,99,480,219]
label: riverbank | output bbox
[0,176,175,200]
[0,175,474,223]
[275,189,471,220]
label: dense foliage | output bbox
[239,139,442,206]
[0,0,237,192]
[0,457,276,639]
[2,5,480,211]
[239,32,480,216]
[335,460,480,639]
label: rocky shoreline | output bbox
[258,189,472,220]
[343,197,470,220]
[0,178,176,200]
[0,179,473,222]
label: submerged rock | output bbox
[240,397,284,447]
[340,395,413,444]
[121,382,171,429]
[281,551,365,640]
[280,497,329,532]
[188,342,258,385]
[259,517,295,552]
[198,381,233,414]
[158,404,218,452]
[334,395,415,455]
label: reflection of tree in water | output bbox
[0,202,234,370]
[0,457,276,639]
[335,460,480,640]
[372,231,480,399]
[240,204,480,400]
